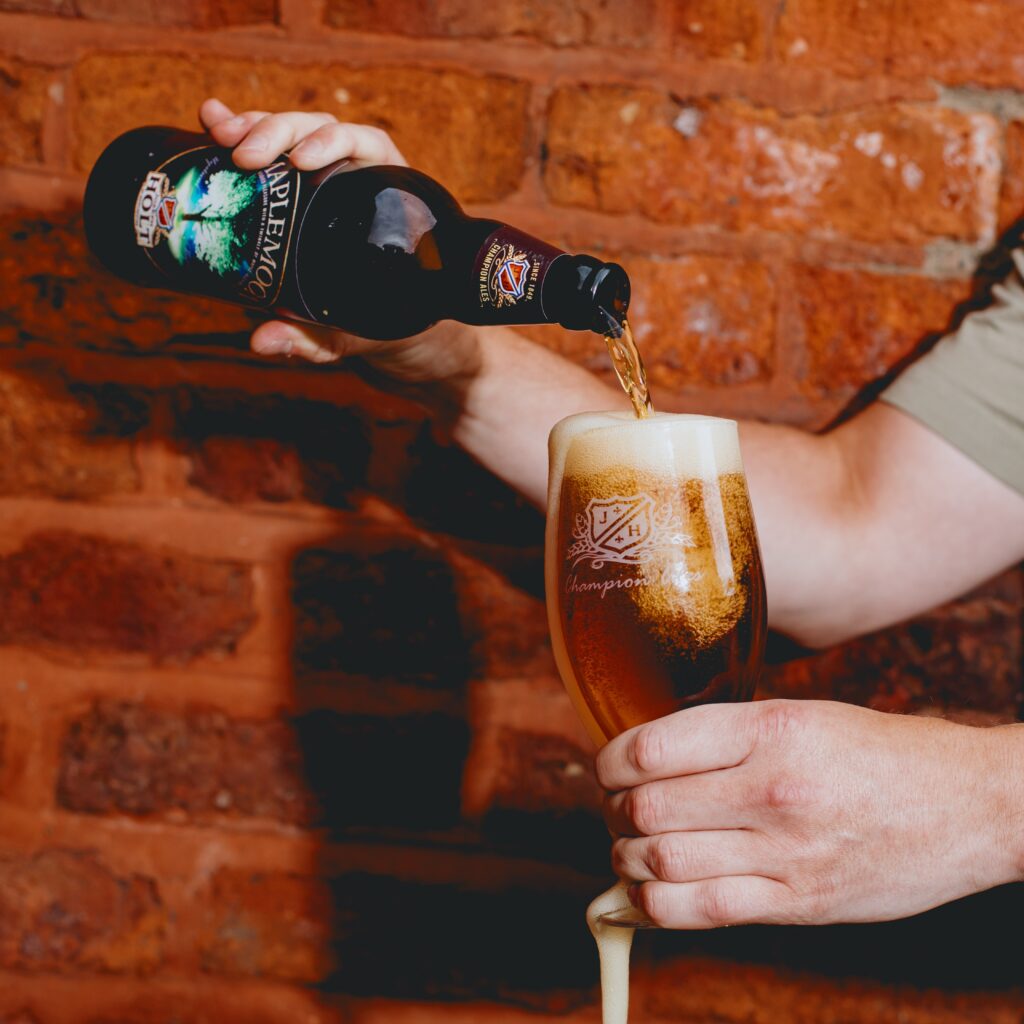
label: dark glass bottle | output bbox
[83,127,630,341]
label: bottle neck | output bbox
[464,224,631,333]
[541,254,631,334]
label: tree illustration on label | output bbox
[170,167,259,277]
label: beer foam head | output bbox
[549,411,744,496]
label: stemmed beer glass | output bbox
[545,410,767,926]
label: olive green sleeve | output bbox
[880,251,1024,496]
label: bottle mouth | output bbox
[586,263,631,334]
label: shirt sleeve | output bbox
[880,249,1024,496]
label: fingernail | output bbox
[238,135,267,153]
[293,138,322,160]
[254,332,294,356]
[225,116,246,129]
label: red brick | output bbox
[58,700,468,829]
[0,211,254,353]
[200,870,335,983]
[0,364,144,499]
[72,54,531,203]
[776,0,1024,89]
[0,531,255,662]
[172,388,370,506]
[402,427,545,544]
[73,0,276,27]
[763,569,1023,719]
[0,975,343,1024]
[544,88,1000,245]
[200,869,596,1004]
[450,549,551,680]
[291,538,471,686]
[789,264,970,396]
[999,120,1024,235]
[463,676,598,819]
[671,0,766,61]
[0,1,73,11]
[0,59,51,166]
[543,253,776,389]
[57,701,316,824]
[0,849,164,973]
[642,956,1024,1022]
[325,0,656,48]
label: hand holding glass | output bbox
[545,411,767,927]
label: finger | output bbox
[603,768,754,836]
[199,97,235,131]
[290,122,407,170]
[612,831,762,884]
[208,109,271,148]
[251,320,379,365]
[635,876,792,929]
[232,111,338,168]
[596,702,763,791]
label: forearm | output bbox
[451,326,629,508]
[447,327,851,639]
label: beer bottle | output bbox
[83,126,630,341]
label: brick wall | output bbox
[1,1,1023,1021]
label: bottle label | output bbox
[132,146,300,306]
[474,227,563,318]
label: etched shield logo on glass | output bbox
[569,492,692,569]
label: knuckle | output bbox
[636,884,671,928]
[755,701,803,747]
[630,724,666,776]
[759,772,816,813]
[696,880,742,928]
[649,835,693,882]
[594,749,615,791]
[609,838,631,877]
[626,784,664,835]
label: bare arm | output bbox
[202,100,1024,649]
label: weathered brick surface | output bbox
[291,537,472,686]
[201,868,597,1004]
[0,849,164,973]
[400,428,545,545]
[0,59,50,165]
[624,253,775,388]
[671,0,765,62]
[776,0,1024,88]
[463,677,598,819]
[72,55,531,203]
[642,955,1024,1023]
[545,89,1000,245]
[325,0,656,48]
[536,253,776,389]
[0,365,143,498]
[999,120,1024,236]
[2,1,1024,1020]
[58,701,316,823]
[0,0,276,23]
[0,0,72,11]
[172,388,371,506]
[449,549,550,680]
[788,264,971,396]
[59,700,469,828]
[0,211,255,352]
[73,0,277,27]
[763,569,1024,718]
[0,532,255,661]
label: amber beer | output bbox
[546,411,766,745]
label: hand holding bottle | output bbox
[197,97,485,389]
